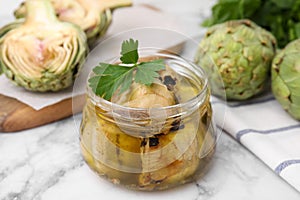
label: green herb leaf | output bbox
[238,0,261,18]
[88,39,166,100]
[120,38,139,64]
[135,59,165,86]
[89,63,135,100]
[203,0,300,48]
[294,23,300,38]
[270,0,294,9]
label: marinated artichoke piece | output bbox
[114,82,176,108]
[195,19,277,100]
[272,39,300,120]
[110,73,177,136]
[14,0,132,46]
[0,0,88,92]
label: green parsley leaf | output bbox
[89,63,134,100]
[203,0,300,48]
[120,38,139,64]
[135,59,165,86]
[88,39,166,100]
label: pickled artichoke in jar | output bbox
[80,40,216,191]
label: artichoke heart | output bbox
[119,82,176,108]
[272,39,300,120]
[0,0,88,92]
[195,19,277,100]
[14,0,132,46]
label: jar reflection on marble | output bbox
[80,52,216,191]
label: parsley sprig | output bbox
[88,39,165,100]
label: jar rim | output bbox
[86,51,209,113]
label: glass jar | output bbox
[80,51,216,191]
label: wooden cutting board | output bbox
[0,4,183,133]
[0,94,85,132]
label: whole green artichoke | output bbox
[14,0,132,46]
[195,19,277,100]
[272,39,300,120]
[0,0,88,92]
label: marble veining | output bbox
[0,120,84,200]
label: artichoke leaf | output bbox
[289,103,300,119]
[271,39,300,120]
[272,74,291,110]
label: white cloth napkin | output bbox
[213,92,300,192]
[179,31,300,193]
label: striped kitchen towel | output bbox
[180,33,300,192]
[213,91,300,192]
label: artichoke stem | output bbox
[100,0,132,10]
[25,0,58,25]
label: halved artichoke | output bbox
[14,0,132,46]
[272,39,300,120]
[0,0,88,92]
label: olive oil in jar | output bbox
[80,54,216,191]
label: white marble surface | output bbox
[1,117,300,200]
[1,0,300,199]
